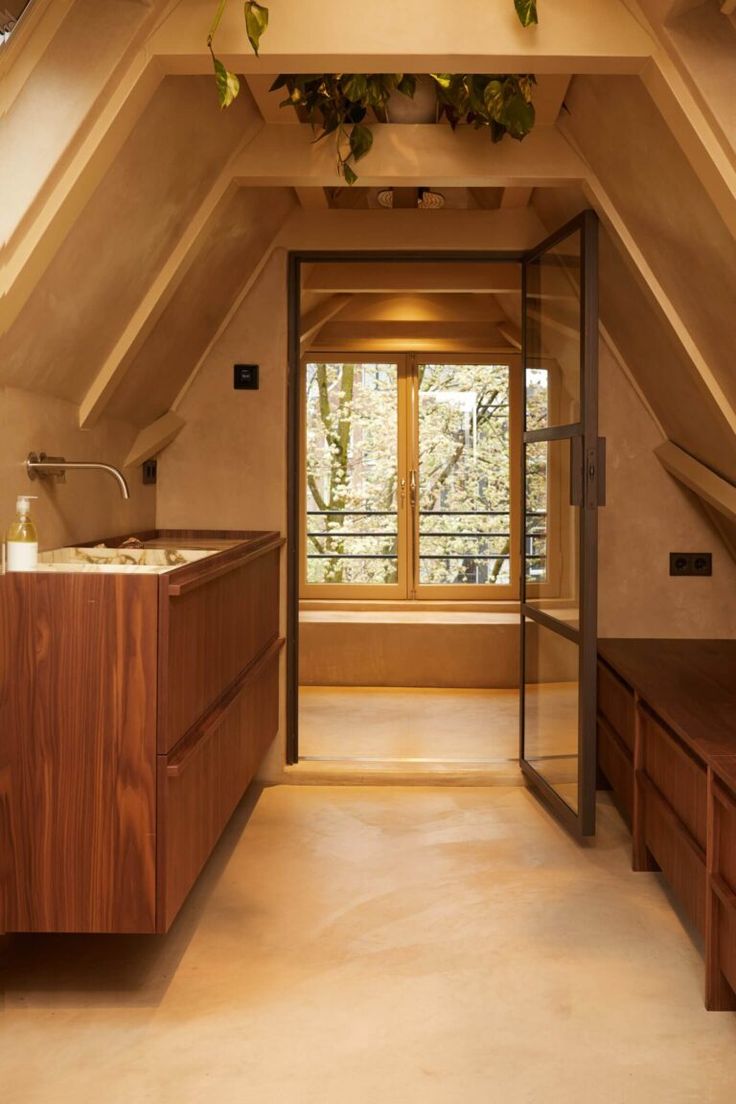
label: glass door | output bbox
[412,356,520,600]
[520,211,602,837]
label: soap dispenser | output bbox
[6,495,39,571]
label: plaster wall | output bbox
[0,386,154,550]
[156,247,736,778]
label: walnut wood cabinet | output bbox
[597,639,736,1011]
[0,530,283,935]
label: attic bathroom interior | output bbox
[2,1,736,1100]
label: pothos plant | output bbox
[208,1,539,184]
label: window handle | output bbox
[409,469,417,508]
[400,477,406,507]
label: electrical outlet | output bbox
[692,553,712,576]
[669,552,712,577]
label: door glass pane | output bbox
[417,362,510,587]
[305,361,399,585]
[525,438,580,629]
[524,618,579,812]
[526,229,581,429]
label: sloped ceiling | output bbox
[0,0,735,539]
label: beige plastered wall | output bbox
[0,386,155,550]
[157,249,736,779]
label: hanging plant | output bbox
[208,2,539,182]
[270,72,536,185]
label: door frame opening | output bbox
[287,249,529,767]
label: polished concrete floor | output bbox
[2,785,736,1103]
[299,684,577,770]
[299,686,521,762]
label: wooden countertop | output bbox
[598,638,736,783]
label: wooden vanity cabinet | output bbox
[0,530,283,936]
[597,640,736,1011]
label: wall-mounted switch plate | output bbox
[234,363,259,390]
[669,552,712,577]
[142,458,157,485]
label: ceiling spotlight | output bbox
[376,187,445,210]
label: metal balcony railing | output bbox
[306,509,547,582]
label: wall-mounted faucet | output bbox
[26,452,130,500]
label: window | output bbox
[301,352,552,601]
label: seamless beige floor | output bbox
[2,785,736,1103]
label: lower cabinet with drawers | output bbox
[597,640,736,1011]
[0,529,284,935]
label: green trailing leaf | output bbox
[342,163,358,187]
[514,0,538,27]
[342,74,369,103]
[349,123,373,162]
[244,1,268,56]
[211,53,240,108]
[397,74,417,98]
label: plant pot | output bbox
[385,75,438,124]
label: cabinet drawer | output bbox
[597,717,633,822]
[642,709,707,849]
[161,546,280,753]
[597,661,635,752]
[644,778,706,936]
[157,643,280,932]
[714,779,736,896]
[717,893,736,997]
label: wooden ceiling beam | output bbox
[300,294,352,347]
[501,187,534,209]
[656,441,736,525]
[152,0,652,75]
[231,124,586,189]
[303,261,520,294]
[124,411,185,468]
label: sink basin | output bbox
[35,546,216,573]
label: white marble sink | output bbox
[34,546,216,573]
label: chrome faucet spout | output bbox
[26,452,130,500]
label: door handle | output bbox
[409,469,417,508]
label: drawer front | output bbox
[158,646,280,932]
[715,781,736,896]
[644,780,706,936]
[718,896,736,997]
[162,547,280,753]
[642,709,707,849]
[597,661,635,753]
[597,718,633,822]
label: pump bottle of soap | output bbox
[6,495,39,571]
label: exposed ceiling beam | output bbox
[300,294,351,347]
[295,188,330,210]
[497,322,522,349]
[303,261,520,294]
[580,164,736,438]
[125,411,185,468]
[501,187,534,209]
[1,53,162,336]
[276,207,546,252]
[655,441,736,525]
[312,321,517,347]
[231,124,586,189]
[152,0,653,75]
[533,75,572,126]
[244,74,292,123]
[78,123,262,428]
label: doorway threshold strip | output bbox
[300,755,520,765]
